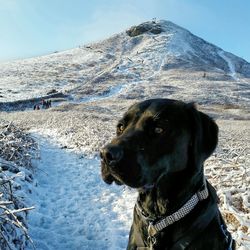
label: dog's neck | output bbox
[137,167,204,218]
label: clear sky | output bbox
[0,0,249,62]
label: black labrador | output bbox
[100,99,235,250]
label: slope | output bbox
[0,20,249,110]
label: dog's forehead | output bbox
[125,99,186,120]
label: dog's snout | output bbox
[100,145,123,166]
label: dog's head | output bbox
[100,99,218,189]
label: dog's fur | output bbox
[100,99,235,250]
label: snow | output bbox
[218,50,238,80]
[26,136,136,250]
[77,83,125,103]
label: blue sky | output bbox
[0,0,249,62]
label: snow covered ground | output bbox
[26,136,136,250]
[0,20,249,249]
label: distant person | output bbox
[40,99,51,109]
[41,99,47,109]
[34,104,39,110]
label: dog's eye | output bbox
[155,127,164,134]
[117,124,125,134]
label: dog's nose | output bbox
[100,145,123,166]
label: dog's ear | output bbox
[198,111,218,159]
[187,103,218,165]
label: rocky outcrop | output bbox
[126,21,163,37]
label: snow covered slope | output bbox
[0,20,249,108]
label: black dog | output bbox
[100,99,235,250]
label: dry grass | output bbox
[0,121,39,249]
[205,120,250,247]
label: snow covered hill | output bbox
[0,20,250,108]
[0,20,249,249]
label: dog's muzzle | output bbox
[100,145,125,185]
[100,144,143,188]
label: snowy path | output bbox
[27,137,136,250]
[218,50,238,80]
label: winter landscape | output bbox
[0,20,249,249]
